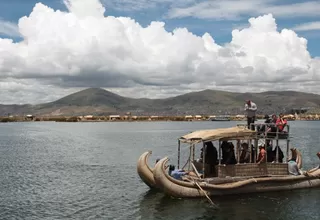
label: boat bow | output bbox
[137,151,157,189]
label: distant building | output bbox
[150,116,159,120]
[195,115,202,120]
[25,114,35,121]
[109,115,121,120]
[84,115,94,120]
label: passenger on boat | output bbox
[303,152,320,176]
[199,141,218,175]
[288,158,301,175]
[205,141,218,165]
[239,143,250,163]
[168,165,199,180]
[244,100,257,130]
[251,144,256,163]
[199,142,218,164]
[266,140,274,162]
[258,114,272,134]
[221,141,237,165]
[266,114,278,134]
[257,142,267,164]
[276,113,287,132]
[272,146,284,163]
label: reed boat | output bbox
[137,151,157,189]
[153,156,320,198]
[138,123,320,198]
[209,115,230,121]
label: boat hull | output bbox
[137,151,157,189]
[153,157,320,198]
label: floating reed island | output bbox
[1,113,320,123]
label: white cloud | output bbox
[167,0,320,20]
[102,0,193,11]
[0,19,21,37]
[0,79,79,104]
[293,21,320,31]
[0,0,320,104]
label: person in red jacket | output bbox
[276,113,287,132]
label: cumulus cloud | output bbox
[0,0,319,104]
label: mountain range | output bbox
[1,88,320,116]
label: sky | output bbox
[0,0,320,104]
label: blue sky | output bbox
[1,0,320,56]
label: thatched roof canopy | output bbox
[179,126,256,144]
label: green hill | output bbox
[1,88,320,116]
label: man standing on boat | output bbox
[244,100,257,130]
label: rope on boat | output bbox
[181,150,192,170]
[181,158,190,170]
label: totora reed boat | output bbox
[137,123,320,198]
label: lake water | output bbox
[0,121,319,220]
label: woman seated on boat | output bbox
[265,114,278,135]
[288,158,301,176]
[258,114,272,134]
[304,152,320,176]
[221,141,237,165]
[239,143,250,163]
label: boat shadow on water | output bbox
[137,190,213,220]
[137,188,320,220]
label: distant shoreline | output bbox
[1,114,319,123]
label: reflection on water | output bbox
[137,189,320,220]
[0,121,319,219]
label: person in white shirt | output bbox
[244,100,257,130]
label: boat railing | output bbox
[237,123,290,140]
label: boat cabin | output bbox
[177,123,291,179]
